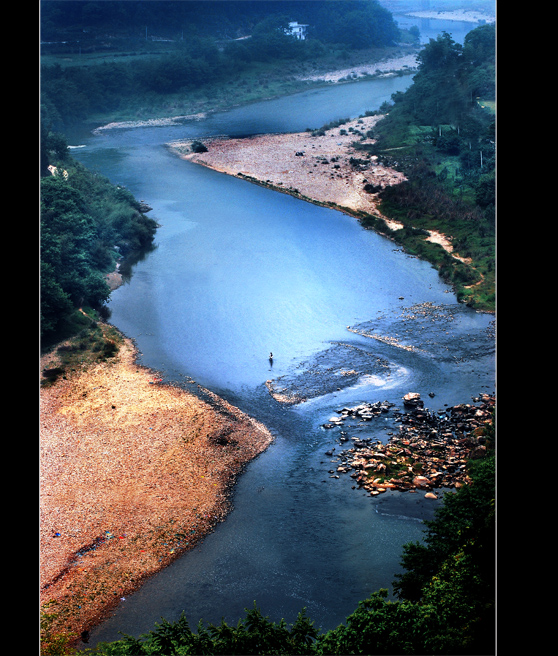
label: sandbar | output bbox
[404,10,495,24]
[170,117,471,261]
[40,336,272,644]
[169,114,405,222]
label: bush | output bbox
[40,152,157,341]
[191,140,208,153]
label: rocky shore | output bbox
[40,336,273,645]
[169,115,405,221]
[323,392,494,498]
[297,54,418,83]
[404,10,495,24]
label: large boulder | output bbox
[403,392,424,408]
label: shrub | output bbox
[191,140,208,153]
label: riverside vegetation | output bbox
[41,0,410,132]
[358,26,495,311]
[41,3,495,654]
[40,130,159,350]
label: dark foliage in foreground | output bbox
[75,447,494,655]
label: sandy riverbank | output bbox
[170,114,405,222]
[297,54,418,83]
[40,336,273,645]
[404,10,495,24]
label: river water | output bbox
[72,35,494,645]
[392,13,489,45]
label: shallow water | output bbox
[72,54,494,645]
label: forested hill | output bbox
[375,25,495,144]
[41,0,399,46]
[40,130,159,345]
[363,25,495,310]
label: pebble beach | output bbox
[40,336,273,644]
[170,114,406,220]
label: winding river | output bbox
[72,20,494,645]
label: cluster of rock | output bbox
[322,400,395,429]
[324,392,494,499]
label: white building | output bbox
[285,21,309,40]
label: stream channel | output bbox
[72,24,494,645]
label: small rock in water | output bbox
[403,392,423,408]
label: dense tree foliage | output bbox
[373,25,495,152]
[308,0,399,49]
[41,1,399,46]
[360,25,495,309]
[40,127,158,340]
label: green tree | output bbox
[40,177,103,306]
[394,455,495,603]
[40,157,157,339]
[311,0,399,48]
[86,605,318,655]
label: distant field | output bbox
[41,49,171,69]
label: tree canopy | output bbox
[40,128,158,340]
[378,25,495,135]
[41,1,399,46]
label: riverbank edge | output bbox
[239,176,486,309]
[40,330,274,650]
[170,140,492,314]
[85,52,418,134]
